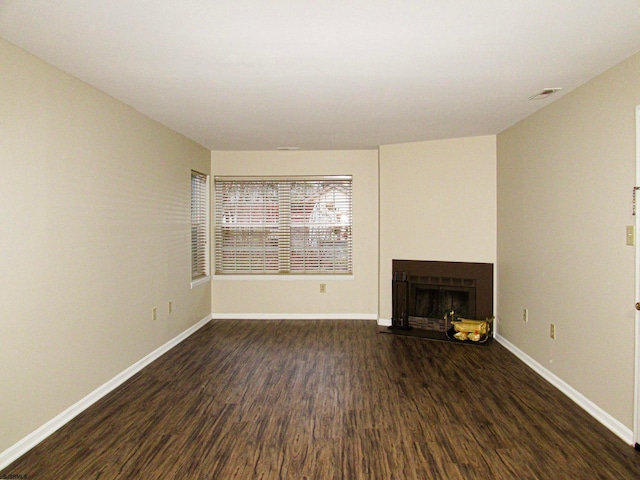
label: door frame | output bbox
[634,104,640,449]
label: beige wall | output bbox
[497,52,640,428]
[378,136,498,321]
[210,150,379,317]
[0,38,211,453]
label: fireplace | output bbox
[391,260,493,342]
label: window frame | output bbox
[213,175,353,276]
[191,170,211,287]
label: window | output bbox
[191,171,210,282]
[214,176,352,275]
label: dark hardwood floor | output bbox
[2,319,640,479]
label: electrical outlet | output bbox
[168,301,172,313]
[152,307,157,321]
[627,225,635,246]
[523,308,528,322]
[319,283,326,293]
[550,323,556,339]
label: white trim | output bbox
[211,313,378,321]
[191,275,212,288]
[495,333,633,445]
[634,104,640,447]
[0,314,212,471]
[213,275,354,281]
[377,317,392,327]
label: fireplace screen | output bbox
[409,283,474,332]
[414,285,471,319]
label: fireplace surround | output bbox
[390,260,493,343]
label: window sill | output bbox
[213,274,354,281]
[191,275,212,289]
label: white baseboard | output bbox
[211,313,379,321]
[495,333,633,445]
[377,318,392,327]
[0,314,212,471]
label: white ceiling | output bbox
[2,1,640,151]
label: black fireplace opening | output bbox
[413,285,472,320]
[408,281,475,332]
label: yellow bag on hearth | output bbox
[451,319,489,335]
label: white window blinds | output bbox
[214,176,352,274]
[191,171,209,280]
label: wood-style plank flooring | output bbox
[2,320,640,479]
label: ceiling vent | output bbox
[528,88,562,100]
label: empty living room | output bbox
[2,1,640,478]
